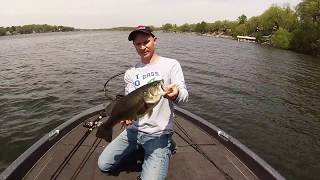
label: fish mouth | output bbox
[144,80,166,104]
[159,80,166,95]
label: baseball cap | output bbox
[128,25,155,41]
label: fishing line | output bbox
[103,72,125,100]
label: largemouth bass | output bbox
[96,80,166,141]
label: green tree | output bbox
[161,23,173,32]
[290,24,320,55]
[291,0,320,55]
[0,24,74,36]
[194,21,208,34]
[271,28,292,49]
[233,24,246,36]
[296,0,320,24]
[19,25,34,34]
[58,25,74,32]
[189,23,197,32]
[0,27,6,36]
[172,24,178,32]
[245,16,262,34]
[212,21,223,31]
[259,5,298,35]
[206,23,216,33]
[178,23,191,32]
[238,14,247,24]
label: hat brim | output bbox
[128,30,155,41]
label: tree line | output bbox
[0,24,75,36]
[161,0,320,56]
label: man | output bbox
[98,25,188,180]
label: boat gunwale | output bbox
[174,106,286,180]
[0,104,107,180]
[0,103,285,180]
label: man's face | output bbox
[133,33,156,60]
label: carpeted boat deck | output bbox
[23,114,258,180]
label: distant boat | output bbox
[0,103,285,180]
[237,35,257,43]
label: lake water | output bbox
[0,31,319,180]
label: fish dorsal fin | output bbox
[105,94,125,116]
[105,100,117,116]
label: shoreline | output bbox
[1,30,318,57]
[163,31,320,57]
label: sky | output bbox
[0,0,301,29]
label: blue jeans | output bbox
[98,129,173,180]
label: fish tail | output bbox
[96,123,113,142]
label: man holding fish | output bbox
[98,25,189,180]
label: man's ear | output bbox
[154,37,157,44]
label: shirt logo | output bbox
[134,71,161,87]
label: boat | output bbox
[0,102,286,180]
[236,35,257,43]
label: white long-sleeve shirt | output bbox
[124,56,188,134]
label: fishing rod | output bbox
[67,72,128,178]
[70,137,102,180]
[49,72,129,179]
[50,113,105,180]
[103,72,125,100]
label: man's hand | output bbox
[120,119,135,128]
[165,84,179,101]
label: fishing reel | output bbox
[83,111,105,131]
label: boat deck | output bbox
[23,114,258,180]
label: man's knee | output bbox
[97,155,114,172]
